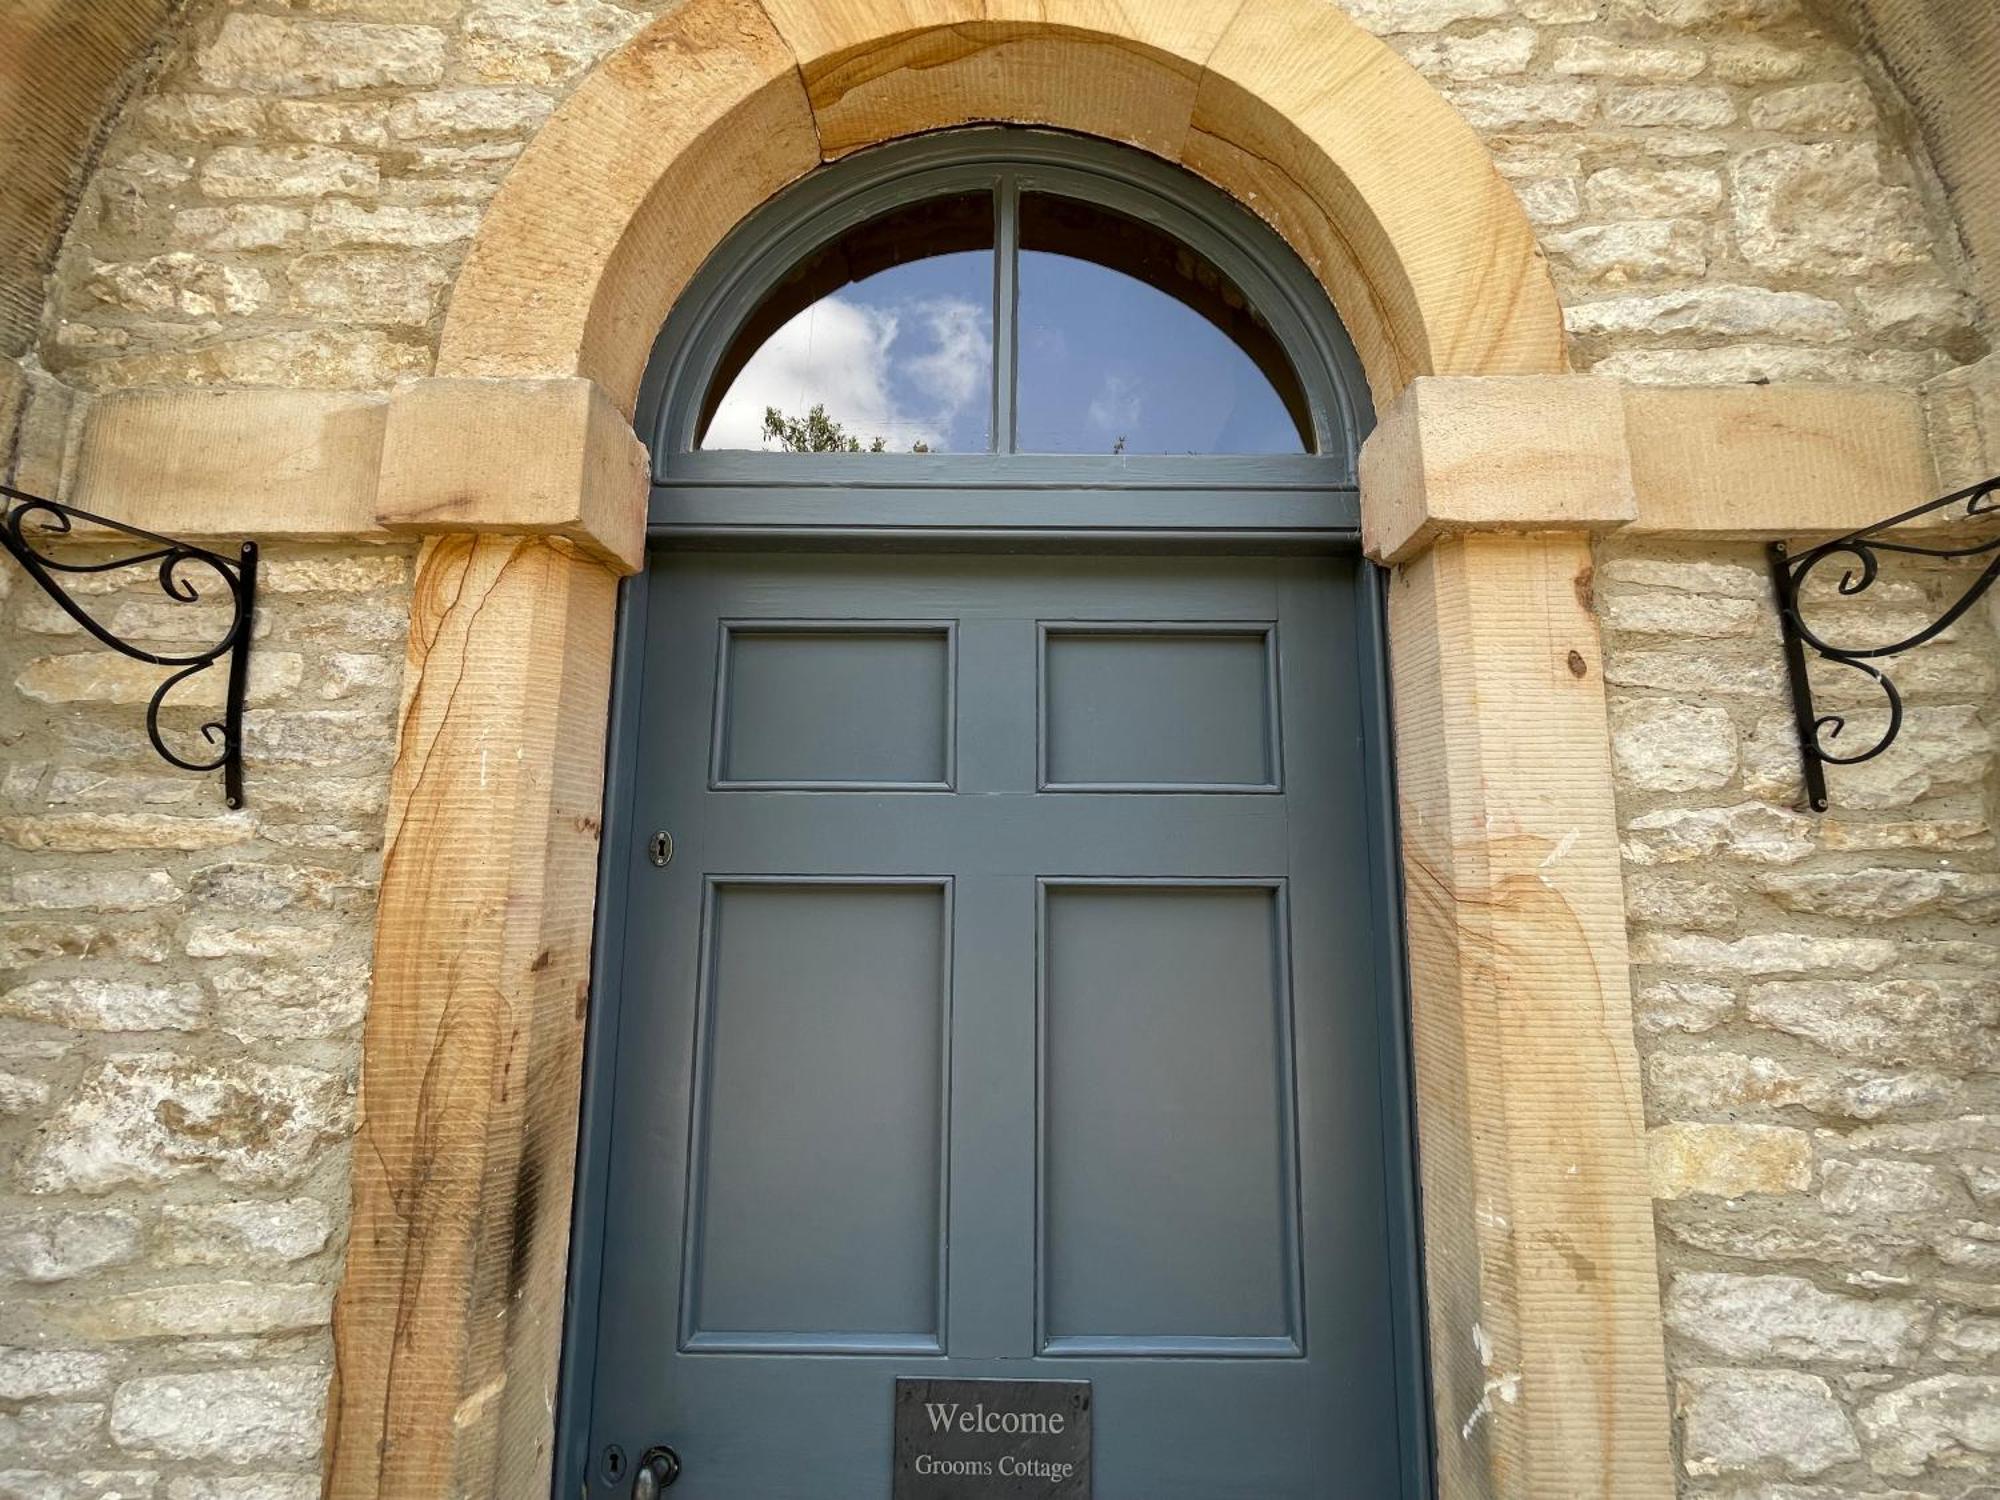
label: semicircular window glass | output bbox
[695,185,1315,455]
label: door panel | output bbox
[586,550,1415,1499]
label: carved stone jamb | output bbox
[324,381,646,1499]
[1360,374,1675,1498]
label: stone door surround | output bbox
[53,3,1947,1496]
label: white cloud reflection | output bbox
[703,294,990,452]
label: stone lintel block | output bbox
[1360,374,1636,565]
[1624,382,1937,537]
[72,386,389,539]
[374,377,646,574]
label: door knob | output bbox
[631,1446,680,1497]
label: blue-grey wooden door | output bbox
[585,548,1418,1497]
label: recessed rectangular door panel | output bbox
[1040,882,1300,1354]
[683,880,948,1351]
[714,624,953,788]
[1041,626,1277,790]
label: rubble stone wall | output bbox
[0,1,1992,1496]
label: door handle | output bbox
[631,1446,680,1498]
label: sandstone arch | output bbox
[436,0,1568,413]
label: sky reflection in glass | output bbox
[697,188,1312,455]
[1016,195,1309,455]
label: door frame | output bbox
[310,7,1677,1496]
[557,132,1430,1494]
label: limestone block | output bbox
[1747,979,2000,1070]
[1552,37,1705,78]
[0,978,205,1032]
[1581,165,1723,218]
[1650,1122,1813,1197]
[1668,1271,1930,1365]
[110,1367,329,1465]
[1608,700,1736,792]
[1621,801,1815,865]
[1569,284,1844,341]
[1633,930,1898,975]
[1393,27,1537,81]
[1748,79,1877,132]
[198,145,379,200]
[1543,219,1710,283]
[156,1199,334,1267]
[1360,375,1635,563]
[0,1209,144,1282]
[21,1055,353,1193]
[1676,1368,1861,1477]
[194,14,446,93]
[1733,142,1931,277]
[1857,1376,2000,1477]
[1821,1157,1952,1216]
[374,378,648,572]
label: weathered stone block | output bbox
[83,256,269,319]
[21,1055,353,1194]
[1569,284,1844,341]
[0,1348,118,1401]
[110,1367,328,1464]
[1635,978,1736,1035]
[458,0,646,80]
[1582,165,1723,219]
[17,652,304,708]
[1622,801,1814,865]
[0,814,257,853]
[1646,1051,1800,1114]
[198,146,379,201]
[1677,1368,1860,1477]
[0,979,204,1033]
[1394,27,1537,81]
[1445,81,1598,129]
[1734,143,1931,277]
[1552,36,1705,78]
[1604,85,1735,127]
[0,1404,109,1468]
[195,13,445,94]
[1667,1271,1930,1365]
[1747,79,1877,132]
[156,1199,333,1267]
[1651,1121,1813,1197]
[306,200,481,251]
[1754,867,2000,923]
[173,205,308,254]
[185,863,370,914]
[1607,645,1782,696]
[51,1282,332,1342]
[1636,931,1898,975]
[1821,1156,1952,1216]
[286,251,448,326]
[1857,1375,2000,1477]
[1748,979,2000,1070]
[1545,219,1710,283]
[0,871,179,914]
[1626,873,1738,929]
[387,87,553,140]
[0,1210,143,1283]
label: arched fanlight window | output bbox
[640,131,1368,466]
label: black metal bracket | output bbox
[1768,473,1999,813]
[1,483,257,808]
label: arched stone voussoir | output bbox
[438,0,1567,420]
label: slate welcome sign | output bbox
[893,1378,1092,1498]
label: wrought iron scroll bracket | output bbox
[1,484,257,808]
[1768,473,1998,813]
